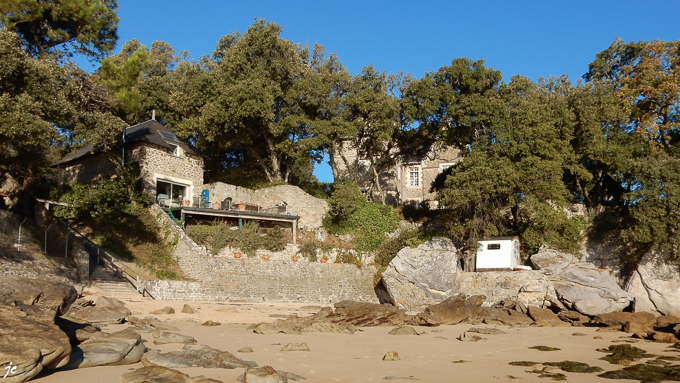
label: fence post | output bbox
[44,222,55,254]
[64,232,70,258]
[17,218,27,252]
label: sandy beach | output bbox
[29,294,678,383]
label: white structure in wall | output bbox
[475,236,521,271]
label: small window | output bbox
[409,166,420,187]
[159,131,179,142]
[167,144,180,156]
[487,243,501,250]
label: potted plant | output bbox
[234,252,242,259]
[292,255,299,262]
[237,202,246,211]
[212,202,220,209]
[319,256,328,263]
[263,254,270,261]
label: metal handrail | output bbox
[66,225,153,298]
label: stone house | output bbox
[56,120,204,204]
[334,141,461,207]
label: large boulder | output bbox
[0,276,78,321]
[530,250,630,316]
[64,328,145,369]
[0,277,77,383]
[380,237,460,313]
[633,250,680,316]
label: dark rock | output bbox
[416,295,487,325]
[329,301,415,327]
[55,316,101,345]
[527,306,570,327]
[484,308,534,327]
[142,346,257,369]
[121,366,223,383]
[593,312,656,332]
[238,347,254,353]
[181,304,195,314]
[128,316,180,331]
[558,310,590,325]
[655,315,680,330]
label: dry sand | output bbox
[33,295,676,383]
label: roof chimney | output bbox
[152,109,156,120]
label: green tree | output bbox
[172,19,331,184]
[437,76,583,253]
[342,66,402,204]
[0,0,119,59]
[0,28,124,211]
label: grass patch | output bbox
[598,364,680,383]
[509,361,538,366]
[597,344,656,365]
[529,346,561,352]
[84,206,184,280]
[544,361,604,373]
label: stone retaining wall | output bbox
[458,270,556,308]
[201,183,329,229]
[144,261,379,304]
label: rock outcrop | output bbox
[142,346,256,369]
[121,366,223,383]
[380,237,460,313]
[630,250,680,316]
[64,328,145,369]
[0,277,77,383]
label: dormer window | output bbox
[159,131,182,156]
[168,144,180,156]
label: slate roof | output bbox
[55,120,199,166]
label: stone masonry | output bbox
[150,204,378,304]
[145,261,379,304]
[130,143,204,200]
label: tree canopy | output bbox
[0,0,119,59]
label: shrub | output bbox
[186,221,286,256]
[350,203,399,253]
[334,249,362,267]
[327,180,366,220]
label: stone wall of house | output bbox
[400,145,461,205]
[58,153,118,185]
[131,143,204,200]
[144,261,379,304]
[202,183,329,229]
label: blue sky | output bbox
[83,0,679,182]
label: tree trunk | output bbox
[371,162,386,205]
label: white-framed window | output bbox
[167,144,181,156]
[409,166,420,188]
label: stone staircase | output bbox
[88,255,144,299]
